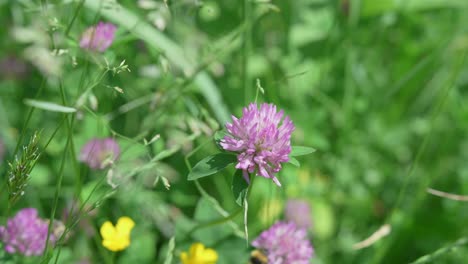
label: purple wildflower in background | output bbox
[252,221,313,264]
[285,199,312,230]
[0,208,56,256]
[79,138,120,170]
[0,56,28,79]
[79,22,117,52]
[220,103,295,186]
[0,138,5,162]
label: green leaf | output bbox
[213,130,229,151]
[24,99,76,113]
[288,156,300,167]
[188,153,237,180]
[213,130,228,148]
[290,146,316,157]
[231,170,248,206]
[163,237,175,264]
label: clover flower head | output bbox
[79,138,120,170]
[100,216,135,252]
[220,103,295,186]
[0,208,57,256]
[180,242,218,264]
[79,22,117,52]
[285,199,312,230]
[252,221,313,264]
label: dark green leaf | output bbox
[290,146,316,157]
[288,157,300,167]
[232,170,248,206]
[214,130,228,149]
[188,153,237,180]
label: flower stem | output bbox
[186,173,256,237]
[186,207,243,236]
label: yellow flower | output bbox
[100,216,135,252]
[180,243,218,264]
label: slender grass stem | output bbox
[409,236,468,264]
[12,78,46,157]
[41,121,71,263]
[82,0,230,123]
[372,50,467,264]
[58,80,81,199]
[186,207,243,236]
[64,0,85,36]
[242,0,252,104]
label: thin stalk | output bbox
[183,137,246,238]
[58,80,81,199]
[41,122,71,263]
[12,78,46,157]
[242,0,252,104]
[409,236,468,264]
[82,0,230,123]
[53,175,108,264]
[186,207,243,236]
[64,0,85,36]
[372,50,467,264]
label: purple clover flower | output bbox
[0,138,5,162]
[0,208,57,256]
[285,199,312,230]
[220,103,294,186]
[79,22,117,52]
[79,138,120,170]
[252,221,313,264]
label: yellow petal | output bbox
[189,243,205,258]
[103,239,119,252]
[201,248,218,263]
[100,221,116,240]
[116,216,135,236]
[103,236,131,252]
[180,252,188,264]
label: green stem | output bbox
[41,121,71,263]
[186,173,256,237]
[183,138,245,237]
[372,50,467,264]
[53,176,108,264]
[242,0,252,104]
[409,236,468,264]
[64,0,85,36]
[186,207,243,236]
[12,78,46,157]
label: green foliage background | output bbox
[1,0,468,263]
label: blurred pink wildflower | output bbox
[285,199,312,230]
[79,22,117,52]
[252,221,313,264]
[0,208,57,256]
[79,138,120,170]
[220,103,294,186]
[0,56,28,79]
[0,138,5,162]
